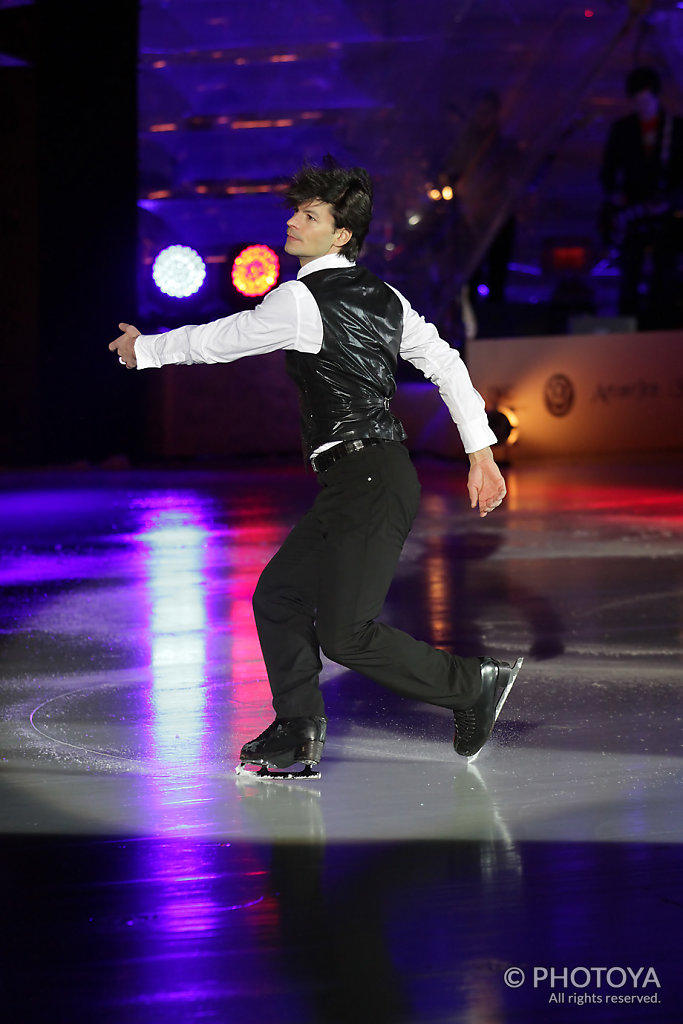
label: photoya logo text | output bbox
[532,966,660,989]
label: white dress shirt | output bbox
[134,253,497,454]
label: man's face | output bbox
[632,89,659,120]
[285,200,350,266]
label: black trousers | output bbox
[252,441,482,718]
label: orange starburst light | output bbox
[231,244,280,297]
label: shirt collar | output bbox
[296,253,355,279]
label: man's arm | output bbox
[391,288,506,516]
[393,294,497,450]
[108,281,310,371]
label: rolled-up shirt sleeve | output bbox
[390,287,497,454]
[134,279,320,369]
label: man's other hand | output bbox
[467,447,507,517]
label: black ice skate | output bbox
[453,657,523,760]
[236,715,327,780]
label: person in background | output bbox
[600,66,683,328]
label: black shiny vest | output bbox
[285,265,407,456]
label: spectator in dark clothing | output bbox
[600,66,683,329]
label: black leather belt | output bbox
[310,438,384,474]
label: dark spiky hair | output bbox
[285,155,373,261]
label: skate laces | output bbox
[453,707,477,741]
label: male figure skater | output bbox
[110,158,522,777]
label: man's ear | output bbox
[335,226,352,248]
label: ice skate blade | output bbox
[235,762,320,781]
[468,656,523,763]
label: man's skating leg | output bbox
[240,505,329,774]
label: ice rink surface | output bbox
[0,454,681,1022]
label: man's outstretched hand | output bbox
[109,323,140,368]
[467,447,507,518]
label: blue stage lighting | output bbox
[152,245,206,298]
